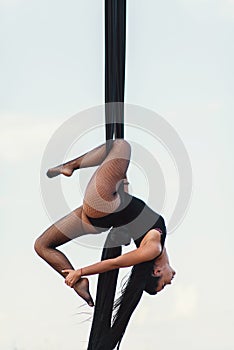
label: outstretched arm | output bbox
[62,230,162,287]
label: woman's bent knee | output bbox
[112,139,131,158]
[113,139,130,149]
[34,236,45,257]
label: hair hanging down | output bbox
[105,259,160,350]
[87,226,161,350]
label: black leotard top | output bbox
[87,192,167,249]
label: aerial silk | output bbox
[87,1,127,349]
[105,0,126,144]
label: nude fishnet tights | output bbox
[34,140,131,305]
[83,140,131,218]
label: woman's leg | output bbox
[38,140,130,303]
[47,142,110,178]
[83,139,131,218]
[34,206,98,306]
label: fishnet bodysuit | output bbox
[83,140,130,218]
[34,140,131,306]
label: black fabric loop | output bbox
[109,227,131,247]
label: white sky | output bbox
[1,0,234,349]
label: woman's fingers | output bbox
[65,279,72,287]
[63,270,80,288]
[62,269,74,286]
[64,275,76,287]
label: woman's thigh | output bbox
[36,206,99,248]
[83,140,131,218]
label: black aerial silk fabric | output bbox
[105,0,126,144]
[88,2,127,349]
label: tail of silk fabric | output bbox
[87,232,122,350]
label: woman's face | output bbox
[155,265,176,292]
[153,248,176,292]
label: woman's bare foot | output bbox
[73,277,94,307]
[46,164,74,178]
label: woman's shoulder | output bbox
[140,228,162,246]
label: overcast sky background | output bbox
[1,0,234,349]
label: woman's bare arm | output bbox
[62,230,161,287]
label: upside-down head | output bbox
[145,248,176,295]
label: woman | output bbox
[34,139,175,310]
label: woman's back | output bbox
[87,192,167,248]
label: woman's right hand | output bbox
[62,269,82,288]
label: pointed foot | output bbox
[46,165,74,178]
[73,278,94,307]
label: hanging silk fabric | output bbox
[105,0,126,144]
[87,1,127,349]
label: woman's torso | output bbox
[87,192,167,249]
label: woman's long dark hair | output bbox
[87,230,160,350]
[106,260,160,350]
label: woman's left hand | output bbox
[62,269,81,288]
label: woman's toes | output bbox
[46,167,61,178]
[87,298,94,307]
[73,278,94,306]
